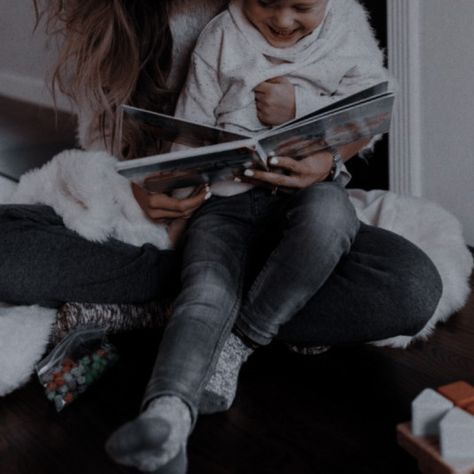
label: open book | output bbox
[116,82,394,192]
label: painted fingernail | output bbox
[244,169,255,177]
[268,151,276,157]
[204,191,212,200]
[234,177,242,183]
[269,157,279,165]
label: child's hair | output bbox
[32,0,176,158]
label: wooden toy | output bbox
[397,381,474,474]
[412,388,454,436]
[397,422,474,474]
[440,408,474,461]
[438,382,474,409]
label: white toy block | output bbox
[440,407,474,462]
[412,388,454,436]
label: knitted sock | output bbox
[51,301,172,343]
[105,396,191,473]
[199,333,254,414]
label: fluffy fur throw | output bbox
[0,150,472,396]
[8,150,171,249]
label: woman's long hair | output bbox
[33,0,175,158]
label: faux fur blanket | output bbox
[0,150,472,396]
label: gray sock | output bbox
[199,333,254,414]
[105,396,191,473]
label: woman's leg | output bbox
[0,205,179,307]
[275,222,443,346]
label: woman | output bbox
[1,0,442,472]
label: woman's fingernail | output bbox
[234,177,242,183]
[268,151,276,157]
[244,169,255,177]
[269,157,279,166]
[204,191,212,200]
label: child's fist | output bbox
[254,76,296,126]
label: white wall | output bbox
[418,0,474,245]
[0,1,71,110]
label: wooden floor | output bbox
[1,95,473,474]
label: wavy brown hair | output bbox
[33,0,176,158]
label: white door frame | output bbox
[387,0,422,196]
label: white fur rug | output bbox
[0,154,472,397]
[0,303,55,396]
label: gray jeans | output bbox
[0,195,442,424]
[0,204,180,307]
[140,184,442,425]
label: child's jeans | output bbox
[142,182,360,426]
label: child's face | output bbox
[242,0,328,48]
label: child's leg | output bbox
[106,193,257,472]
[201,182,360,413]
[235,181,360,346]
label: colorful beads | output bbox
[38,345,119,411]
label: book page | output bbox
[264,81,390,134]
[120,105,249,152]
[117,141,258,193]
[258,94,394,160]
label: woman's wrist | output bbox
[332,137,372,163]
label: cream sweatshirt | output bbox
[174,0,389,195]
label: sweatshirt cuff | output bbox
[294,86,319,118]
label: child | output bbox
[174,0,388,195]
[106,1,389,472]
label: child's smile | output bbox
[243,0,328,48]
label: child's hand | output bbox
[254,77,296,126]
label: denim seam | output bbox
[146,233,254,429]
[192,240,252,407]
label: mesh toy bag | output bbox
[36,328,119,411]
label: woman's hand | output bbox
[254,77,296,126]
[132,182,210,223]
[240,138,373,190]
[242,152,333,190]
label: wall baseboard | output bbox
[0,71,73,113]
[387,0,423,197]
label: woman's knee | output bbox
[376,231,443,336]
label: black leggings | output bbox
[0,204,442,346]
